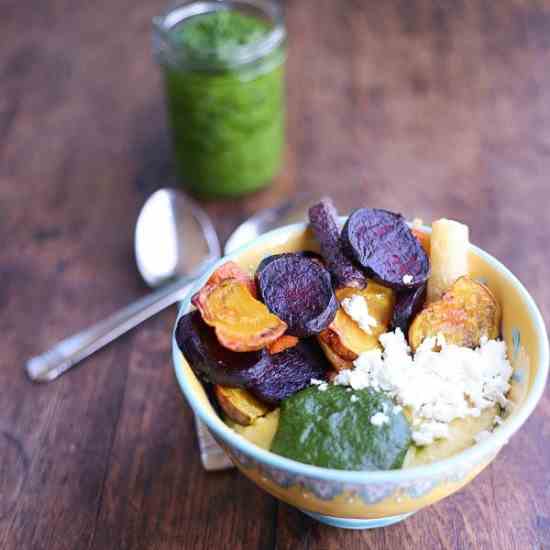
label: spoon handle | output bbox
[25,275,199,383]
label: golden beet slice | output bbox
[267,335,299,355]
[214,385,271,426]
[202,261,257,297]
[318,338,354,371]
[408,276,501,352]
[193,279,287,352]
[318,282,395,364]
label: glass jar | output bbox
[153,0,286,198]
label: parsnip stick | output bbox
[427,218,470,303]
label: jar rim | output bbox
[153,0,286,70]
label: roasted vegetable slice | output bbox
[408,276,500,351]
[192,278,287,352]
[176,312,327,403]
[391,284,427,334]
[318,282,395,365]
[248,339,330,405]
[427,218,469,303]
[411,227,431,254]
[267,335,299,355]
[214,385,271,426]
[175,311,263,387]
[308,198,367,289]
[201,261,257,297]
[342,208,430,289]
[256,253,338,337]
[318,338,354,371]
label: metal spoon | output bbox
[26,188,220,383]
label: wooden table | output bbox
[2,1,549,548]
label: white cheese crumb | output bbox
[393,405,403,414]
[333,328,513,446]
[350,394,359,403]
[310,378,328,391]
[370,412,390,427]
[474,430,492,443]
[402,274,413,285]
[340,294,378,334]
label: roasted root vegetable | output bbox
[175,311,263,387]
[427,218,469,303]
[308,198,367,289]
[256,253,338,337]
[214,385,271,425]
[391,284,427,334]
[267,335,299,354]
[192,278,287,352]
[411,228,431,254]
[408,276,500,352]
[342,208,430,289]
[247,339,330,405]
[318,282,395,367]
[318,338,354,371]
[201,261,257,297]
[176,312,329,404]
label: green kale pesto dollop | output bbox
[271,385,412,471]
[160,9,286,197]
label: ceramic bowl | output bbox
[172,222,549,529]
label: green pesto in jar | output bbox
[161,9,285,197]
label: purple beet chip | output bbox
[256,253,338,337]
[391,284,427,334]
[176,311,329,405]
[248,339,330,405]
[342,208,430,289]
[308,198,367,289]
[175,311,263,387]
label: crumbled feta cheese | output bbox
[413,421,449,445]
[474,430,492,443]
[402,274,413,285]
[310,378,328,391]
[370,412,390,427]
[393,405,403,414]
[333,328,513,446]
[350,394,359,403]
[341,294,378,334]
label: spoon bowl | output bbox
[135,188,220,287]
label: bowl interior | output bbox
[172,222,549,482]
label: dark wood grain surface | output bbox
[1,1,549,548]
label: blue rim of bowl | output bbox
[172,222,549,483]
